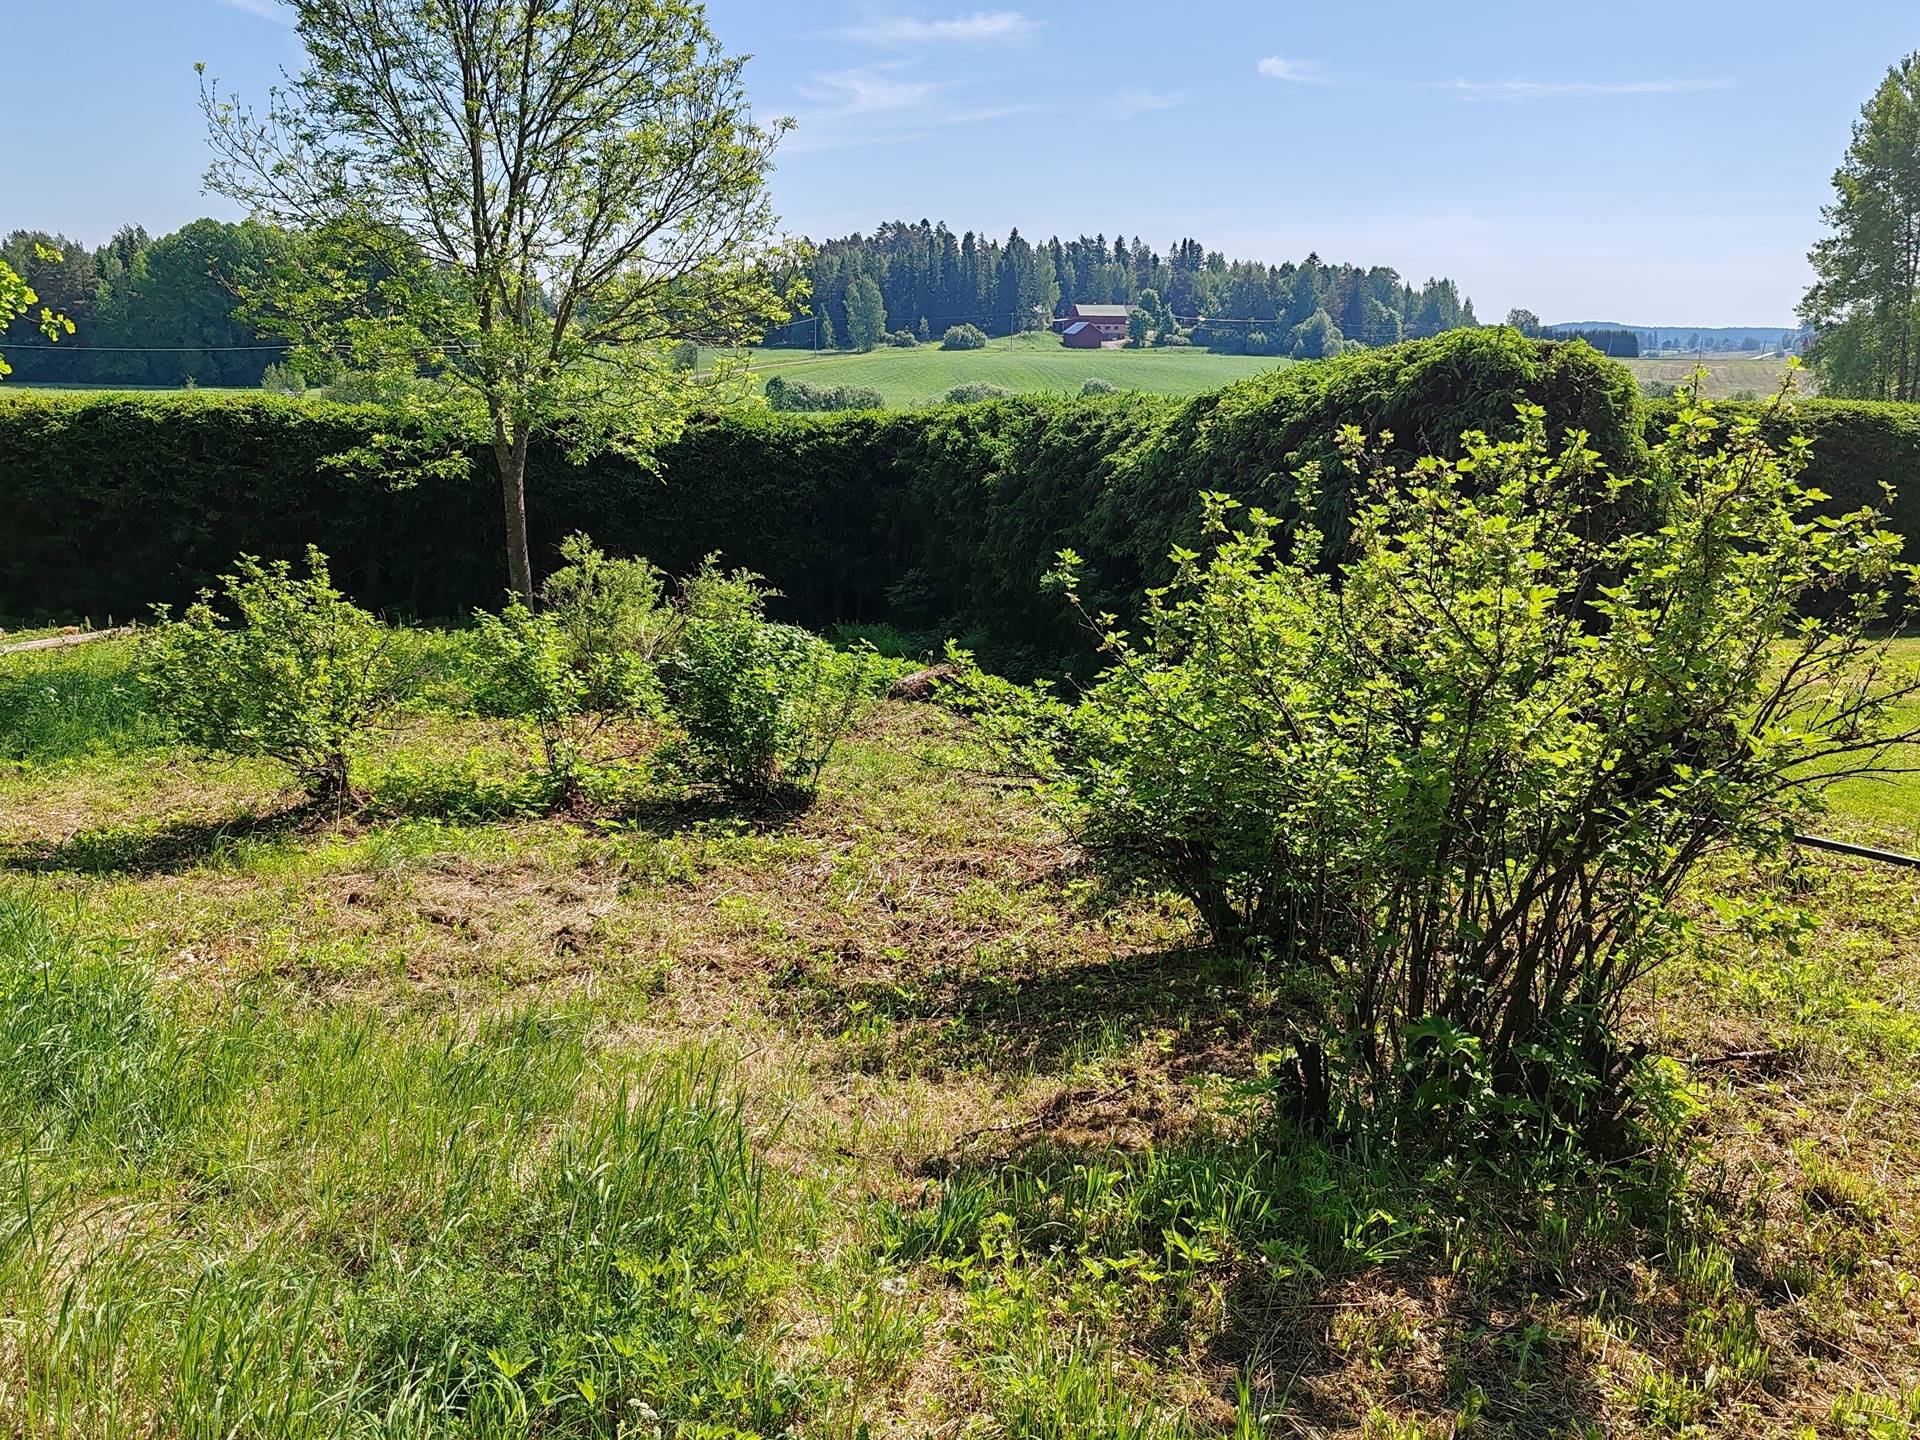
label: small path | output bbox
[0,626,133,656]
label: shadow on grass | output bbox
[832,933,1708,1429]
[0,802,326,877]
[5,771,817,879]
[892,1117,1686,1435]
[780,940,1281,1078]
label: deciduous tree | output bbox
[1801,52,1920,401]
[846,276,886,351]
[0,246,73,379]
[203,0,795,601]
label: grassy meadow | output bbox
[1,629,1918,1437]
[9,335,1287,409]
[706,331,1296,406]
[6,343,1811,410]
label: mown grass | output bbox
[11,336,1292,410]
[1,634,1918,1436]
[701,332,1296,406]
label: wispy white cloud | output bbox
[946,100,1050,124]
[784,98,1051,152]
[213,0,292,24]
[798,67,943,115]
[1256,56,1327,84]
[1446,76,1735,101]
[789,8,1048,150]
[839,10,1039,47]
[787,59,1050,151]
[1106,87,1186,120]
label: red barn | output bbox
[1055,302,1134,346]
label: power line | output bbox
[3,341,296,353]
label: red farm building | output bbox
[1055,302,1134,347]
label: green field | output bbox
[708,331,1296,406]
[1621,353,1814,400]
[9,337,1287,409]
[12,343,1819,410]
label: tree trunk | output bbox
[494,420,534,604]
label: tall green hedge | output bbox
[0,331,1655,666]
[1643,395,1920,552]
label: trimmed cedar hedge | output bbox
[1642,394,1920,540]
[0,329,1661,666]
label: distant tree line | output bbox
[0,221,294,387]
[2,215,1492,385]
[1542,326,1640,358]
[1632,329,1804,356]
[773,221,1481,356]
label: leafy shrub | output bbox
[1286,308,1350,360]
[827,621,944,663]
[763,375,886,413]
[140,547,398,801]
[318,370,417,405]
[962,403,1917,1150]
[886,329,919,348]
[1080,378,1119,396]
[945,382,1011,405]
[471,602,596,800]
[367,748,548,820]
[661,559,880,804]
[941,324,988,351]
[471,537,665,801]
[539,532,675,704]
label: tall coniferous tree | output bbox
[751,222,1481,350]
[1801,53,1920,401]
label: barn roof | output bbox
[1063,321,1092,335]
[1072,304,1134,318]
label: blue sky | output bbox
[6,0,1916,325]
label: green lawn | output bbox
[706,331,1296,407]
[1811,636,1920,840]
[2,631,1919,1435]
